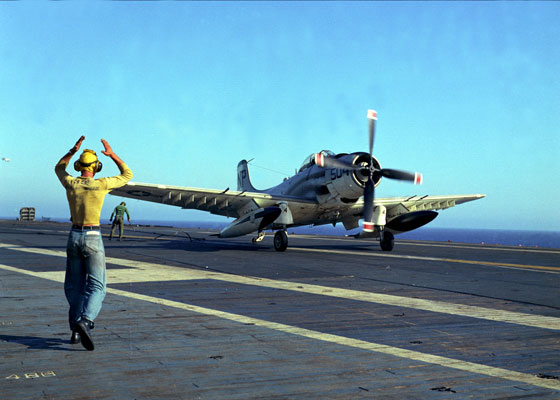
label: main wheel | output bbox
[274,230,288,252]
[380,231,394,251]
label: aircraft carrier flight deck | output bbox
[1,220,559,399]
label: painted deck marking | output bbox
[5,371,56,380]
[291,246,560,273]
[0,242,559,330]
[107,287,560,391]
[0,262,559,391]
[119,233,560,268]
[292,234,560,255]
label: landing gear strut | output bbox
[380,230,394,251]
[252,231,265,243]
[274,230,288,252]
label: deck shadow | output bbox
[0,335,80,351]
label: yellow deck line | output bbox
[1,242,559,331]
[1,262,559,391]
[291,234,560,254]
[397,241,560,254]
[291,246,560,272]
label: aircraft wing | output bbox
[352,194,485,218]
[109,182,315,219]
[336,194,486,230]
[110,182,484,230]
[379,194,486,214]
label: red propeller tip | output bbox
[363,222,374,232]
[414,172,423,185]
[367,110,378,120]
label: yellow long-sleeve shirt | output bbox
[55,161,133,225]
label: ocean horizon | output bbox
[156,221,560,249]
[14,217,558,249]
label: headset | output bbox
[74,149,103,173]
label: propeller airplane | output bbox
[110,110,485,251]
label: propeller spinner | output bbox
[315,110,423,233]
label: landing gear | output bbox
[273,230,288,252]
[252,231,265,243]
[380,230,394,251]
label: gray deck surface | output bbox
[1,220,559,399]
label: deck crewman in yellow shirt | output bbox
[55,136,133,351]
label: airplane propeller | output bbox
[363,109,378,232]
[315,109,422,232]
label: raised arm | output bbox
[101,139,125,166]
[100,139,133,188]
[58,136,85,165]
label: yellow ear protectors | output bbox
[74,149,103,173]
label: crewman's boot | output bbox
[70,330,80,344]
[75,319,94,351]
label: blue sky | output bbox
[1,2,559,231]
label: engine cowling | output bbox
[325,152,381,201]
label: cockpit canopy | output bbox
[298,150,335,173]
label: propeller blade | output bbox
[367,109,377,156]
[381,169,423,185]
[314,153,358,170]
[363,176,375,232]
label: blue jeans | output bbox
[64,228,106,330]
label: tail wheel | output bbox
[380,231,394,251]
[274,231,288,252]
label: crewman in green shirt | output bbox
[110,202,130,241]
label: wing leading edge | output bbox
[109,182,315,219]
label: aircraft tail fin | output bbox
[237,160,259,192]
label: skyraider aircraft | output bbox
[110,110,484,252]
